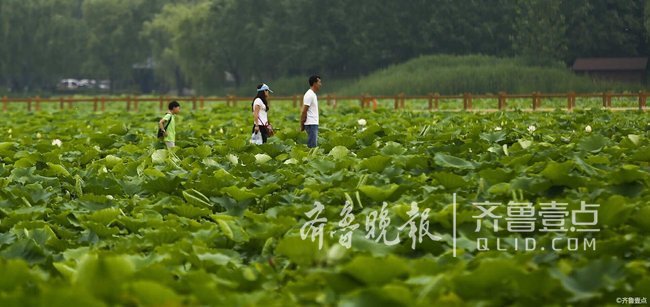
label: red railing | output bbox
[1,92,647,112]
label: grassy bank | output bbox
[335,55,646,95]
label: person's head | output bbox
[253,83,272,111]
[256,83,273,99]
[309,75,322,92]
[168,100,180,114]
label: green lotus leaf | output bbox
[358,184,399,201]
[578,134,609,153]
[434,153,476,169]
[341,255,410,286]
[221,186,257,202]
[329,145,350,159]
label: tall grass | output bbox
[336,55,645,95]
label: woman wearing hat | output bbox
[252,83,273,143]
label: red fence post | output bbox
[27,97,32,112]
[2,96,7,112]
[571,93,575,110]
[134,96,139,112]
[200,96,205,110]
[394,95,399,110]
[428,93,433,110]
[607,92,612,107]
[192,96,197,110]
[639,91,647,111]
[567,92,575,111]
[463,93,469,111]
[35,96,41,111]
[498,92,506,110]
[532,92,538,111]
[101,96,106,112]
[93,97,98,112]
[434,93,440,110]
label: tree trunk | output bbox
[174,66,185,96]
[232,70,241,89]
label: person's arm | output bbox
[159,116,168,137]
[253,105,261,132]
[300,105,309,131]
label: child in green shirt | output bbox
[159,101,181,148]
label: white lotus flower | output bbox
[358,119,367,126]
[527,125,536,132]
[284,158,298,165]
[36,133,42,138]
[585,125,592,133]
[106,195,114,200]
[494,126,502,131]
[52,139,62,147]
[7,129,12,134]
[227,154,238,165]
[255,153,272,164]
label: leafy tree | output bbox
[512,0,568,65]
[564,0,647,60]
[81,0,164,92]
[143,2,202,93]
[0,0,86,92]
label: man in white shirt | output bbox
[300,75,322,148]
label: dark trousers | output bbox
[252,125,269,143]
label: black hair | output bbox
[168,100,180,110]
[251,83,269,112]
[309,75,321,86]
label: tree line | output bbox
[0,0,647,95]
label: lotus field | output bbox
[0,103,648,306]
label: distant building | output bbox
[572,57,648,84]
